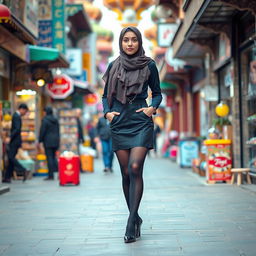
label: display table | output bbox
[204,139,232,184]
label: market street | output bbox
[0,157,256,256]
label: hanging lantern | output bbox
[0,4,11,23]
[215,102,229,117]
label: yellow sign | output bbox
[83,53,91,82]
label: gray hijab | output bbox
[102,26,152,107]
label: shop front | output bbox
[238,12,256,178]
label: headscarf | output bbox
[102,26,152,107]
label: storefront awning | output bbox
[171,0,238,60]
[29,45,69,68]
[67,5,92,34]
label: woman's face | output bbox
[122,31,139,55]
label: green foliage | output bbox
[212,117,231,127]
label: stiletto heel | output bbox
[135,217,142,238]
[124,219,136,243]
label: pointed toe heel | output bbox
[124,235,136,243]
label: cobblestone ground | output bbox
[0,156,256,256]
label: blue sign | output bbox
[38,20,53,48]
[179,140,199,168]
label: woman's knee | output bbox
[129,161,142,177]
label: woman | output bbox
[102,27,162,243]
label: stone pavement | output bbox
[0,156,256,256]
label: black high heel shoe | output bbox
[124,220,136,243]
[135,217,143,238]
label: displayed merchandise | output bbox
[35,154,48,176]
[80,154,94,172]
[242,48,256,174]
[59,109,79,154]
[59,154,80,186]
[16,95,37,159]
[246,78,256,172]
[204,139,232,183]
[178,138,200,168]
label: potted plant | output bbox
[212,117,232,140]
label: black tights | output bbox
[115,147,148,234]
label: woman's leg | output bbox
[115,149,130,209]
[127,147,148,234]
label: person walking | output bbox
[75,108,84,147]
[75,108,84,160]
[96,113,114,172]
[2,103,29,183]
[102,26,162,243]
[39,106,60,180]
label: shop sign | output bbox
[52,0,65,53]
[66,4,83,17]
[23,0,38,37]
[204,141,232,181]
[38,0,52,47]
[8,0,38,37]
[38,0,52,20]
[65,49,82,76]
[157,23,178,48]
[77,34,97,85]
[46,74,74,99]
[8,0,25,22]
[178,140,199,167]
[38,20,53,48]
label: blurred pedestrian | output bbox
[152,121,161,156]
[102,26,162,243]
[75,108,84,154]
[96,112,114,172]
[2,103,29,183]
[39,106,60,180]
[86,120,97,151]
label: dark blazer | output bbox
[39,114,60,148]
[10,112,22,147]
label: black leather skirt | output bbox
[110,99,154,152]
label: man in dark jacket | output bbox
[3,103,29,183]
[96,113,114,172]
[39,106,60,180]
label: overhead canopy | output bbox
[29,45,69,68]
[171,0,239,60]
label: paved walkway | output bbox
[0,156,256,256]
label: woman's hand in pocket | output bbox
[136,106,155,117]
[106,112,120,122]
